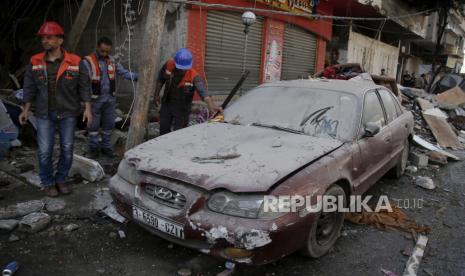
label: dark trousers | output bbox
[159,103,191,135]
[87,96,116,150]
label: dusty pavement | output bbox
[1,149,465,276]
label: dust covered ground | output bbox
[1,147,465,276]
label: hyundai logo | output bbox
[154,187,173,200]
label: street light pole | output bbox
[240,11,256,94]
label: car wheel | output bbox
[388,139,410,179]
[301,185,346,258]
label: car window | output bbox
[378,89,398,123]
[362,91,385,128]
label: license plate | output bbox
[132,206,185,239]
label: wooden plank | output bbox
[423,114,464,149]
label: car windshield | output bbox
[224,86,359,141]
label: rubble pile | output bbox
[399,84,465,187]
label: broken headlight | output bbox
[117,159,140,184]
[208,191,285,219]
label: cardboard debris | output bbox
[422,114,464,149]
[435,86,465,110]
[413,135,460,160]
[69,154,105,182]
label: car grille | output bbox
[144,184,187,209]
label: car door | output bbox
[354,90,392,194]
[377,89,408,162]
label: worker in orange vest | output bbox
[19,21,92,197]
[154,48,220,135]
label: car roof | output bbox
[257,78,381,99]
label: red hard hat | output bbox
[37,21,64,36]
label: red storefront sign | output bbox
[255,0,313,14]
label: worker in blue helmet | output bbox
[154,48,221,135]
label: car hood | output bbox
[125,123,343,192]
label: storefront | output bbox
[186,0,333,96]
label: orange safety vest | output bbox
[84,53,116,96]
[31,50,80,82]
[165,59,199,88]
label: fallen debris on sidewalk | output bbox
[18,212,51,233]
[69,154,105,182]
[0,219,19,232]
[0,200,44,219]
[415,176,435,190]
[345,204,430,234]
[435,86,465,110]
[413,135,460,161]
[402,235,428,276]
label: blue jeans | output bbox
[88,96,116,150]
[36,112,77,187]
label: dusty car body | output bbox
[109,79,414,265]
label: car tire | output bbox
[388,139,410,179]
[301,185,346,258]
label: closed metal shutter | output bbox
[281,24,317,80]
[205,11,263,95]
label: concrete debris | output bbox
[177,268,192,276]
[0,219,19,232]
[64,223,79,232]
[405,166,418,175]
[18,212,51,233]
[20,171,42,187]
[101,203,127,223]
[409,152,428,167]
[402,235,428,276]
[118,230,126,238]
[423,108,448,119]
[69,154,105,182]
[8,234,20,242]
[415,176,435,190]
[0,199,44,219]
[428,151,448,165]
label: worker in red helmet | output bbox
[19,21,93,197]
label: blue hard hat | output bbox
[174,48,193,70]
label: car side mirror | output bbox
[363,122,380,137]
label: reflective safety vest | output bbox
[163,59,201,106]
[84,53,116,96]
[31,51,80,82]
[165,59,199,89]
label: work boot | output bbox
[101,148,116,158]
[56,183,72,195]
[44,186,59,197]
[87,148,99,159]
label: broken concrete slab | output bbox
[416,98,434,111]
[415,176,435,190]
[0,199,45,219]
[435,86,465,110]
[409,152,428,167]
[18,212,51,233]
[423,108,448,119]
[0,219,19,232]
[422,114,464,149]
[69,154,105,182]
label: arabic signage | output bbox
[263,21,284,82]
[255,0,314,14]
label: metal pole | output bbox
[242,32,249,73]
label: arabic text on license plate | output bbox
[132,206,185,239]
